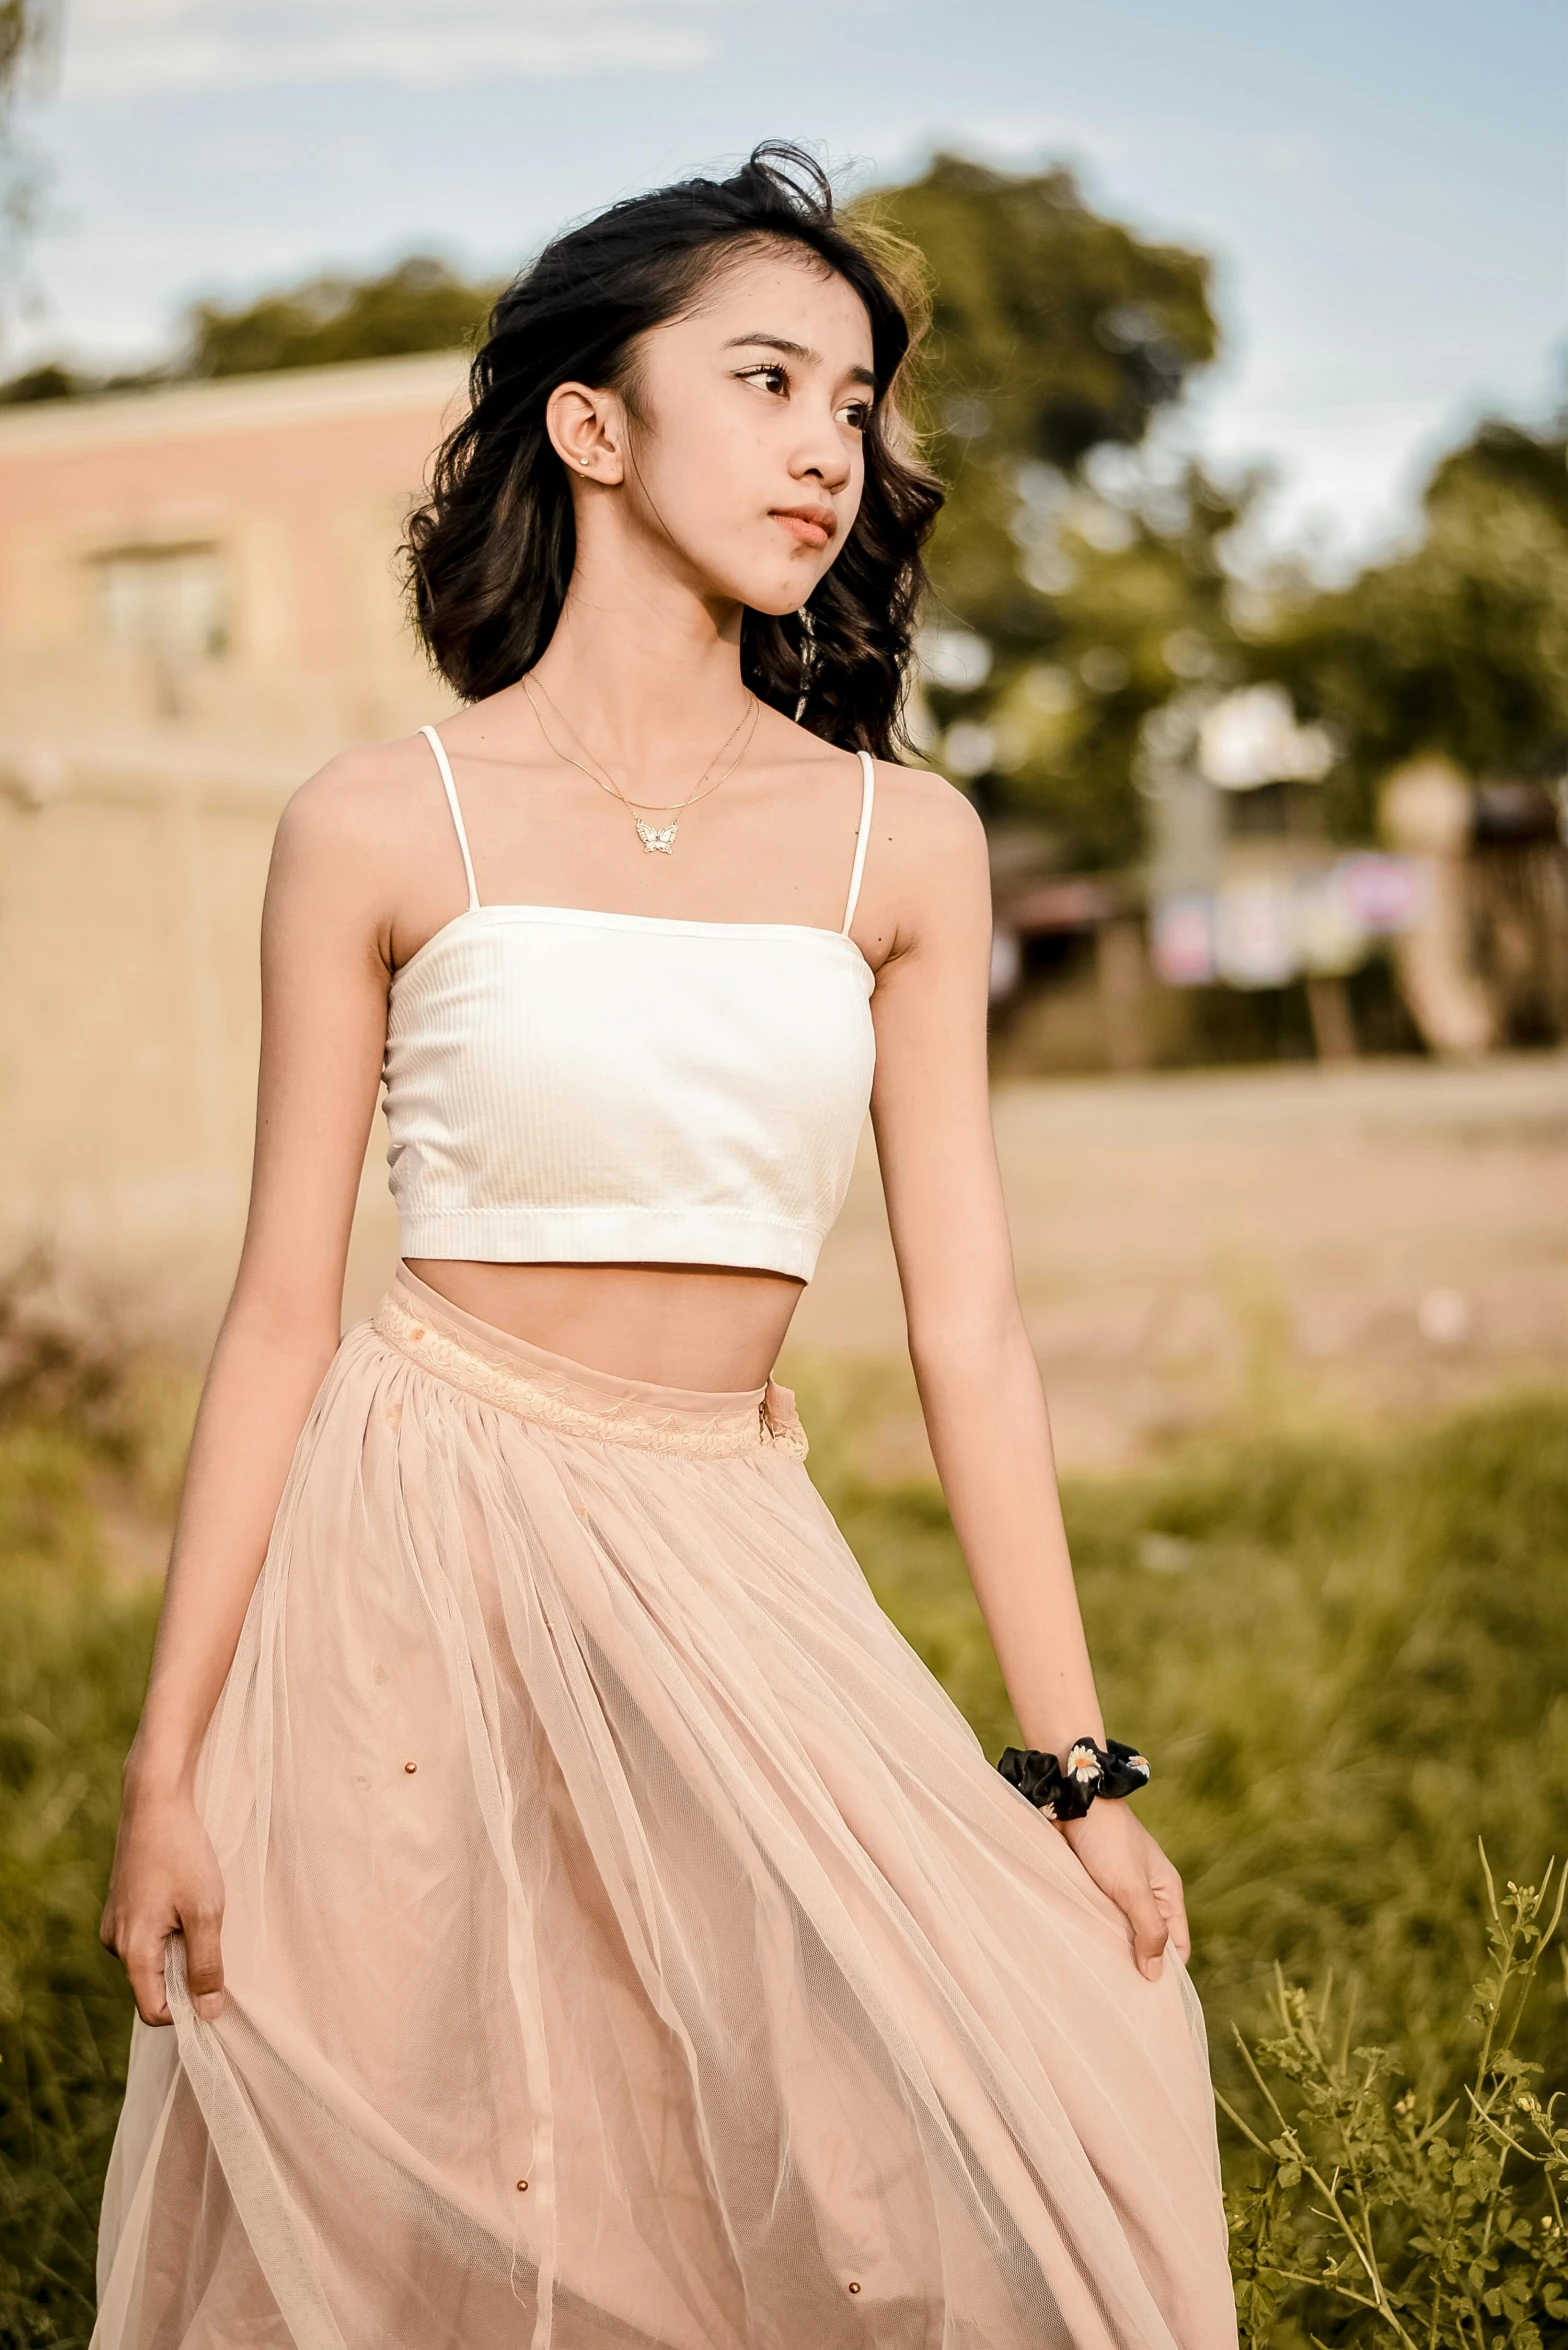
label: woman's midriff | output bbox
[401,1259,806,1392]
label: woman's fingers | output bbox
[101,1889,227,2026]
[124,1932,174,2027]
[1056,1807,1190,1981]
[1126,1882,1169,1981]
[1056,1804,1172,1980]
[102,1902,175,2026]
[181,1902,228,2022]
[1137,1820,1191,1964]
[1149,1860,1191,1964]
[99,1798,229,2026]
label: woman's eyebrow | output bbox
[722,332,876,389]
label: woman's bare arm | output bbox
[101,757,397,2027]
[866,769,1186,1981]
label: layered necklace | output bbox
[521,672,759,856]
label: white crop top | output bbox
[380,724,878,1282]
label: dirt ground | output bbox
[783,1051,1568,1475]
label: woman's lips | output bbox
[771,508,834,549]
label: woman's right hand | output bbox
[99,1772,227,2027]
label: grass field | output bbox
[2,1316,1566,2339]
[811,1374,1568,2084]
[0,1424,161,2343]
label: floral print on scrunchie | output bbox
[996,1735,1151,1821]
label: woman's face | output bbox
[571,246,878,616]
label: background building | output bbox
[0,351,467,1329]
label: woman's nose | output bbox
[790,413,853,492]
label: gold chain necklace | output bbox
[523,674,758,855]
[520,674,758,856]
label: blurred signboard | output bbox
[1152,856,1426,990]
[1337,853,1425,933]
[1214,878,1298,988]
[1150,893,1216,987]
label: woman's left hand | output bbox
[1055,1802,1190,1982]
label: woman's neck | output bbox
[530,521,754,780]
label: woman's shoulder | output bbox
[265,723,465,954]
[284,725,450,832]
[867,756,989,892]
[869,756,983,839]
[847,757,989,966]
[273,724,458,879]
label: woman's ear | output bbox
[544,382,627,485]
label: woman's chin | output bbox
[740,572,827,619]
[681,541,830,619]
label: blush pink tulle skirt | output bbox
[92,1268,1237,2350]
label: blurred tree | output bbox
[1260,414,1568,838]
[187,256,499,377]
[0,352,71,400]
[0,0,35,89]
[859,154,1248,868]
[0,247,500,404]
[0,0,57,304]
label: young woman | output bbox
[95,147,1237,2349]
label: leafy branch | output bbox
[1223,1846,1568,2347]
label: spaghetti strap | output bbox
[419,723,480,913]
[840,750,875,935]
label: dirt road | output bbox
[785,1053,1568,1472]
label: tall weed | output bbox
[1225,1855,1568,2346]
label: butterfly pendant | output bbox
[635,819,679,855]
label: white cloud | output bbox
[62,0,755,98]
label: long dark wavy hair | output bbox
[404,144,943,757]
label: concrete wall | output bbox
[0,354,471,1339]
[0,749,401,1338]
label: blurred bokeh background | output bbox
[1,4,1565,2339]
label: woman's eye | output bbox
[734,366,870,431]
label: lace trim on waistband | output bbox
[372,1292,809,1461]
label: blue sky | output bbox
[10,0,1563,571]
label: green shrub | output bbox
[1225,1856,1568,2347]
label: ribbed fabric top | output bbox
[380,727,878,1282]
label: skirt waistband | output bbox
[371,1269,808,1461]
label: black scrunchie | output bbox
[996,1736,1150,1822]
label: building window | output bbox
[94,544,229,660]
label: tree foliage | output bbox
[0,250,502,405]
[0,0,55,303]
[0,0,55,110]
[185,254,500,378]
[1260,416,1568,838]
[0,1,32,94]
[859,154,1245,867]
[860,153,1216,467]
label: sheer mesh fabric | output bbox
[92,1271,1237,2349]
